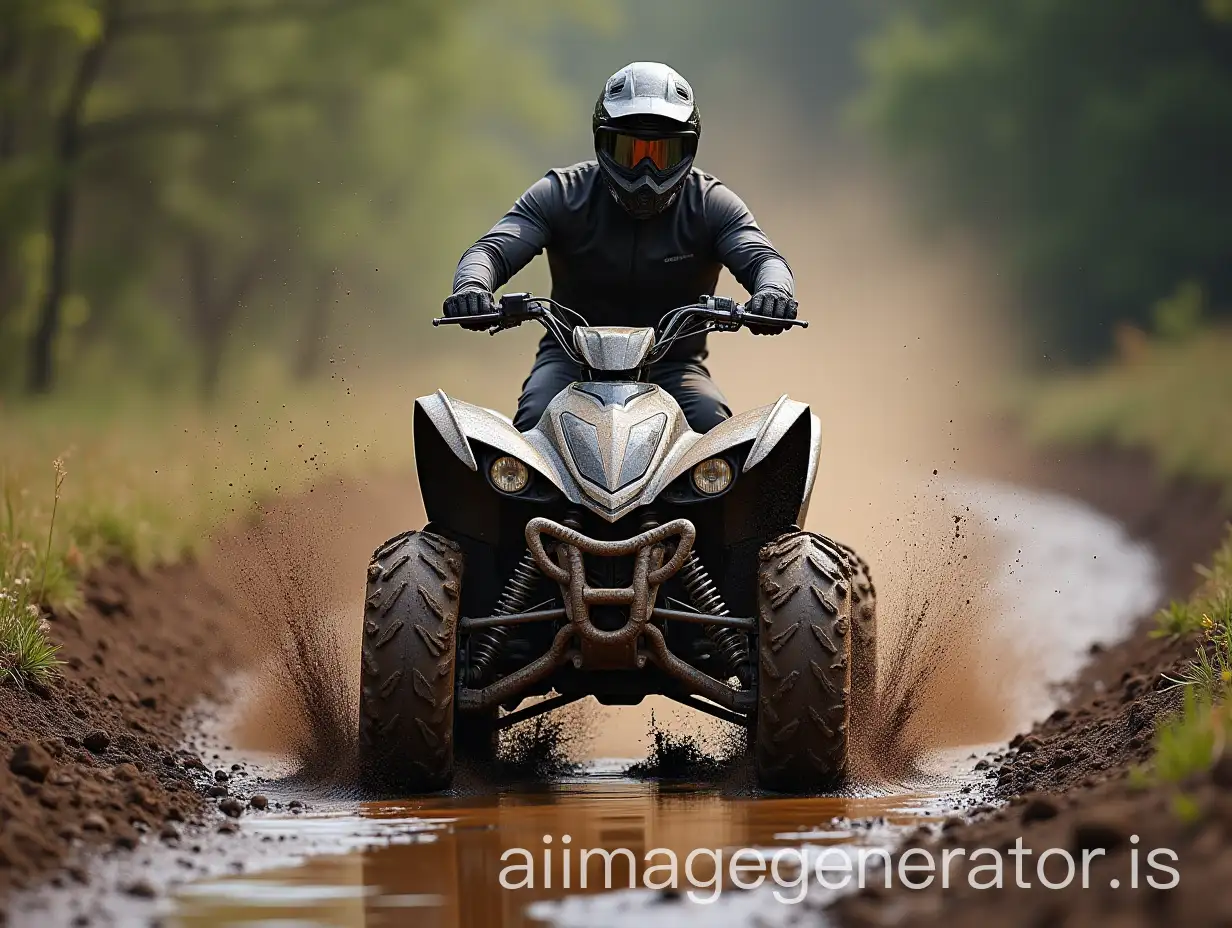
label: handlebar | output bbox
[433,292,805,366]
[674,295,808,333]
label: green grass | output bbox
[1,460,66,686]
[1142,528,1232,792]
[1018,326,1232,499]
[1162,593,1232,694]
[0,592,63,687]
[1154,528,1232,641]
[3,379,402,592]
[0,349,523,686]
[1151,689,1232,785]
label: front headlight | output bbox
[490,456,530,494]
[691,457,733,495]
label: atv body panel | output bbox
[416,385,821,525]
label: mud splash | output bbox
[493,706,592,782]
[851,499,1006,786]
[624,711,746,782]
[221,506,359,789]
[219,503,594,794]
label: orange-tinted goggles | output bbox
[597,130,696,173]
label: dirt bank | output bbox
[0,562,245,906]
[834,444,1230,928]
[0,472,420,914]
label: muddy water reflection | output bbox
[172,775,948,928]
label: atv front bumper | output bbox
[456,517,755,721]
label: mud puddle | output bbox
[168,758,981,928]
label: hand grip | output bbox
[740,312,808,329]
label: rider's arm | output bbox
[704,182,795,298]
[452,175,557,293]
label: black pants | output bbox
[513,345,732,433]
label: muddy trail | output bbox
[3,449,1203,928]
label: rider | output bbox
[442,61,798,434]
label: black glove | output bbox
[745,290,798,336]
[442,288,497,331]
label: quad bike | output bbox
[358,293,876,794]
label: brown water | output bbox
[170,773,961,928]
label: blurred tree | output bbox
[860,0,1232,358]
[0,0,599,397]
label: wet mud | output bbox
[623,711,746,783]
[0,562,243,901]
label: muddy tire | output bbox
[358,530,463,794]
[835,541,877,732]
[754,530,852,792]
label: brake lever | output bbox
[432,312,504,327]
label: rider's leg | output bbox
[513,344,582,431]
[648,360,732,433]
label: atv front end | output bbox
[455,517,756,728]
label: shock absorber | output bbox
[466,549,542,686]
[679,552,752,687]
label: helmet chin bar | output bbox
[604,181,680,219]
[596,151,693,218]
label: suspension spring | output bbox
[680,553,752,686]
[466,549,543,686]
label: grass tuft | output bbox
[1142,528,1232,799]
[0,594,63,686]
[1162,593,1232,696]
[0,461,66,686]
[1150,689,1232,785]
[1153,526,1232,640]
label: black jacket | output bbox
[452,161,794,360]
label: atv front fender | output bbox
[642,394,821,523]
[415,391,580,503]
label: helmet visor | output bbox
[596,129,696,175]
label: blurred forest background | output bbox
[0,0,1229,399]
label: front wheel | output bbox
[754,531,852,792]
[358,530,463,794]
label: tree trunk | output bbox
[294,267,335,380]
[26,4,118,393]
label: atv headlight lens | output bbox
[490,456,530,494]
[692,458,733,495]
